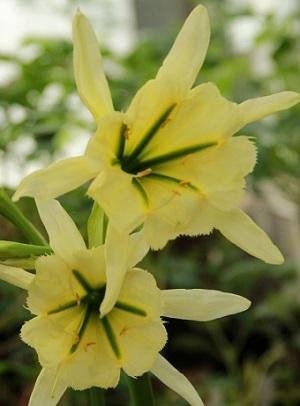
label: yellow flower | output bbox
[13,6,300,263]
[0,200,250,406]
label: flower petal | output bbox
[124,78,178,155]
[156,5,210,93]
[162,289,250,321]
[21,308,83,365]
[100,226,130,316]
[151,355,204,406]
[238,91,300,127]
[88,169,146,232]
[27,254,85,315]
[29,367,67,406]
[214,209,284,264]
[100,229,150,317]
[73,10,113,122]
[61,315,120,390]
[0,264,33,289]
[142,83,239,159]
[126,230,149,268]
[13,156,100,201]
[118,321,167,377]
[36,199,86,263]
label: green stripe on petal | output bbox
[70,306,92,354]
[115,301,147,317]
[127,141,217,173]
[132,179,149,206]
[101,316,121,359]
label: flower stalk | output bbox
[127,373,155,406]
[0,189,47,246]
[89,387,105,406]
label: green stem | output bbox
[0,189,47,246]
[127,373,155,406]
[89,387,105,406]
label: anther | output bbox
[84,342,96,352]
[179,180,190,187]
[136,168,152,178]
[160,118,171,128]
[120,326,129,336]
[75,293,81,306]
[172,189,181,196]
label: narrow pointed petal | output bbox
[88,169,146,233]
[100,226,129,316]
[127,229,149,268]
[29,367,67,406]
[238,91,300,127]
[73,10,113,122]
[151,355,204,406]
[0,264,33,289]
[156,5,210,92]
[162,289,250,321]
[36,199,86,263]
[13,156,100,201]
[215,209,284,264]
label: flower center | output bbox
[47,270,147,359]
[115,104,218,176]
[86,287,106,312]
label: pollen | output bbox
[172,189,181,196]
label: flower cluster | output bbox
[0,4,299,406]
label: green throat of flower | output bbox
[47,270,147,359]
[116,105,218,176]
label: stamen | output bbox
[124,128,130,140]
[101,316,121,359]
[135,168,152,178]
[147,172,199,192]
[84,341,96,352]
[172,189,181,196]
[179,180,190,186]
[75,293,81,307]
[115,301,147,317]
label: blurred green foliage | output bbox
[0,0,300,405]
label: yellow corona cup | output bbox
[14,6,300,263]
[0,199,250,406]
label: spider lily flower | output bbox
[0,203,250,406]
[13,6,300,263]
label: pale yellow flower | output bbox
[14,6,300,263]
[0,200,250,406]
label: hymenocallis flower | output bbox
[0,200,250,406]
[13,5,300,263]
